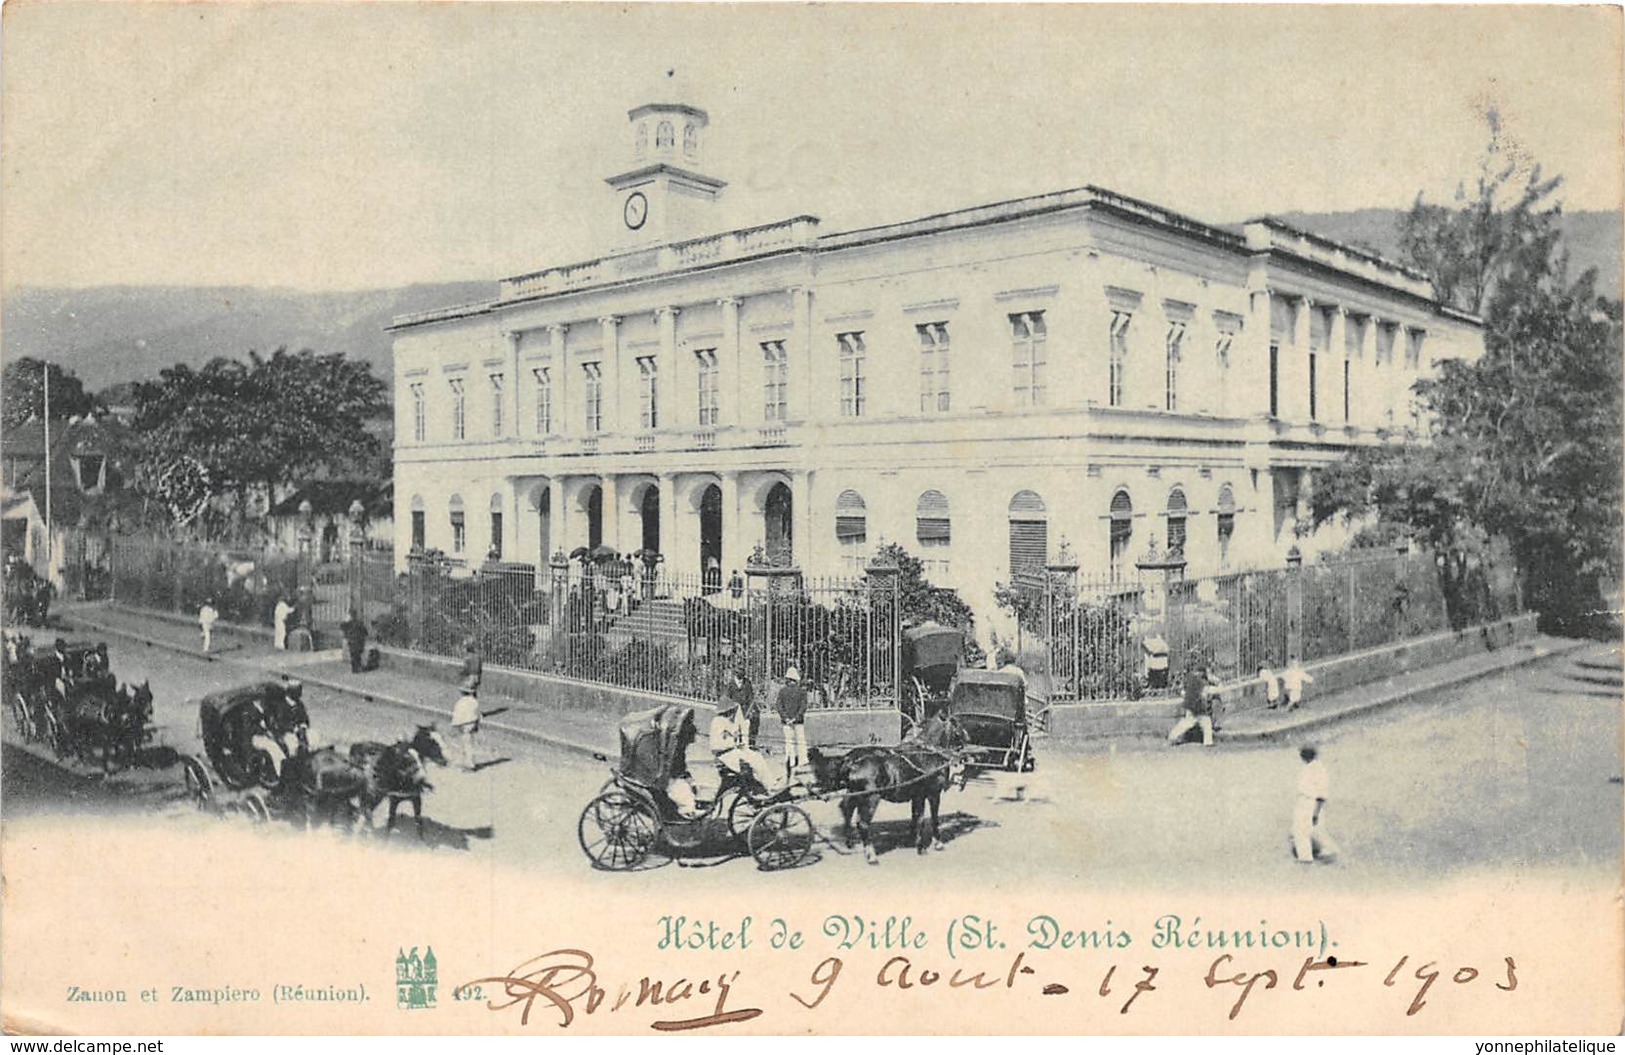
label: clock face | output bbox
[623,191,649,231]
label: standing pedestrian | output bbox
[273,595,295,651]
[727,569,744,599]
[1167,662,1218,747]
[459,637,483,694]
[1281,656,1314,712]
[725,666,758,747]
[1291,744,1339,863]
[451,687,482,772]
[199,599,219,654]
[776,666,810,779]
[1257,663,1282,709]
[339,609,369,674]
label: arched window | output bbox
[410,495,426,551]
[489,493,504,561]
[656,121,674,149]
[634,121,648,157]
[835,490,867,546]
[916,490,951,547]
[683,122,699,157]
[1215,484,1237,567]
[448,494,466,554]
[1008,490,1048,573]
[1109,489,1133,580]
[1165,487,1188,557]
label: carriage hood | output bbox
[617,705,698,787]
[949,669,1027,722]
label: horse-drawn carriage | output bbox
[902,623,1035,773]
[3,559,52,628]
[196,681,310,790]
[577,704,815,871]
[3,635,153,767]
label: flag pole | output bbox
[43,363,53,575]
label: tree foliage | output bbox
[2,357,97,428]
[129,348,390,534]
[1316,113,1623,633]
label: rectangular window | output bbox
[1375,323,1396,366]
[1405,328,1424,369]
[761,341,788,423]
[1217,513,1234,566]
[695,349,719,427]
[533,367,552,435]
[1164,321,1186,411]
[410,510,426,551]
[1213,325,1237,416]
[448,378,466,440]
[1308,350,1318,421]
[583,362,603,433]
[1269,343,1280,417]
[1109,517,1132,582]
[489,373,505,437]
[917,321,950,413]
[489,511,503,560]
[410,383,426,442]
[637,356,658,430]
[1010,311,1048,407]
[1343,359,1351,423]
[450,510,466,553]
[836,516,866,544]
[838,331,866,418]
[1108,311,1132,408]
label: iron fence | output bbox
[367,554,903,710]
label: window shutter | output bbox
[1009,520,1047,572]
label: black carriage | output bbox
[5,638,104,758]
[196,682,306,792]
[902,622,966,726]
[948,669,1035,773]
[577,704,814,871]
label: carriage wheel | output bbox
[747,803,814,871]
[223,789,271,825]
[41,707,68,760]
[13,693,37,742]
[180,755,215,812]
[251,749,282,790]
[577,791,660,870]
[724,787,762,845]
[1018,735,1036,773]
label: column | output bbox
[658,472,678,564]
[721,471,744,573]
[548,324,570,437]
[599,316,621,432]
[656,306,679,429]
[791,469,814,573]
[1328,307,1347,426]
[548,477,566,558]
[789,286,813,423]
[601,473,620,552]
[719,297,742,426]
[1356,315,1377,428]
[505,331,523,437]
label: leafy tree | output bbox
[869,541,983,663]
[129,348,390,535]
[2,357,97,428]
[1315,114,1622,633]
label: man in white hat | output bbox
[710,694,781,795]
[776,666,810,780]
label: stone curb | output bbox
[1215,638,1591,743]
[58,610,615,762]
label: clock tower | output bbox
[606,100,727,251]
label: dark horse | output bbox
[281,746,369,829]
[348,725,449,838]
[807,715,967,864]
[64,680,152,771]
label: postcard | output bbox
[2,2,1621,1037]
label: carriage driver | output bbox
[710,697,783,795]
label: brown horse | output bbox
[807,717,967,864]
[349,725,449,838]
[282,746,369,830]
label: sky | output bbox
[2,3,1620,293]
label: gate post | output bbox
[548,551,570,671]
[1045,540,1079,699]
[864,553,901,710]
[1285,545,1304,661]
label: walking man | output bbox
[339,609,369,674]
[725,666,758,747]
[199,599,219,654]
[459,637,483,694]
[1167,662,1218,747]
[776,666,810,779]
[451,687,482,772]
[1292,744,1339,863]
[273,595,295,651]
[1257,664,1282,709]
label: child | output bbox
[1281,656,1314,712]
[1257,664,1282,709]
[199,599,219,653]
